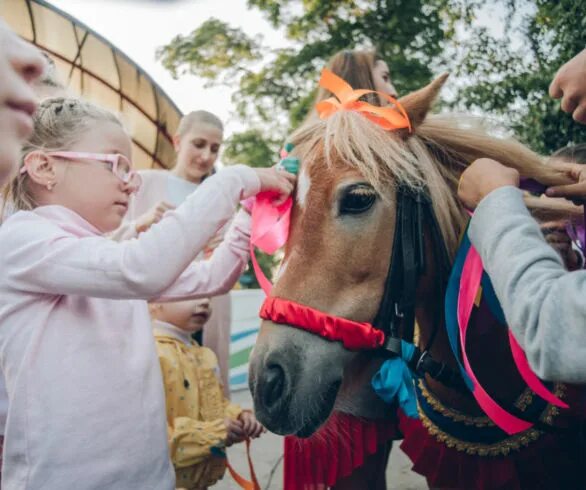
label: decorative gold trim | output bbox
[418,380,566,428]
[540,383,567,425]
[417,381,567,456]
[417,402,542,456]
[417,380,494,427]
[513,387,533,411]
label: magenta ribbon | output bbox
[458,245,568,435]
[249,192,292,295]
[458,196,568,434]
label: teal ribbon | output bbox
[371,340,419,418]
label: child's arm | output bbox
[0,166,260,299]
[168,416,228,468]
[158,343,230,468]
[153,210,250,301]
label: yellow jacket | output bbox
[154,321,242,490]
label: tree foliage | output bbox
[158,0,474,128]
[455,0,586,153]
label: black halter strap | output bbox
[374,186,469,393]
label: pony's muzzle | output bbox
[249,342,297,434]
[249,320,350,436]
[261,362,287,410]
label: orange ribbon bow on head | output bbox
[315,68,411,132]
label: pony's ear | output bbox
[398,73,449,130]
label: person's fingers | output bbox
[230,425,246,438]
[547,160,583,177]
[561,93,580,114]
[241,415,253,434]
[252,423,264,438]
[281,171,297,184]
[573,104,586,125]
[546,182,586,200]
[549,74,563,99]
[273,184,294,206]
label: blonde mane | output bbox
[289,111,570,256]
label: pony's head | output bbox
[248,75,567,437]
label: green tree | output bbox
[157,1,472,130]
[454,0,586,154]
[222,130,280,167]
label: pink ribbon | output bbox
[458,244,567,435]
[458,246,532,434]
[249,192,292,295]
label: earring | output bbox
[47,182,54,191]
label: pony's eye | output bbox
[339,184,376,215]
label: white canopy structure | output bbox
[2,0,182,169]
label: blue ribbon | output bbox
[445,224,507,393]
[444,226,475,390]
[371,340,419,418]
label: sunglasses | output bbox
[21,151,142,192]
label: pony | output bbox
[248,75,583,489]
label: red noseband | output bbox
[260,296,386,351]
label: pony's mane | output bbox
[289,111,568,256]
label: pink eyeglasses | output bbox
[21,151,142,192]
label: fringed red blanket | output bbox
[283,411,400,490]
[398,383,583,490]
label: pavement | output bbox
[214,390,428,490]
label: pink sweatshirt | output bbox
[0,165,260,490]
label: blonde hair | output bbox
[176,110,223,138]
[289,111,567,256]
[3,97,122,213]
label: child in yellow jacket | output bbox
[151,298,264,489]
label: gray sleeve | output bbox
[469,186,586,383]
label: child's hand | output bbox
[224,418,246,446]
[238,411,265,439]
[458,158,520,210]
[546,161,586,205]
[254,167,296,206]
[136,201,175,233]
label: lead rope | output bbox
[225,438,261,490]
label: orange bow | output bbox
[315,68,411,132]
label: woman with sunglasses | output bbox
[0,96,295,490]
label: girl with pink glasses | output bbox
[0,96,295,490]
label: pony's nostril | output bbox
[263,363,286,409]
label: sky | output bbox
[50,0,290,136]
[48,0,518,138]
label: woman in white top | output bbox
[113,110,234,395]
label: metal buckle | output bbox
[415,350,429,373]
[394,303,404,318]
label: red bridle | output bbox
[260,296,386,351]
